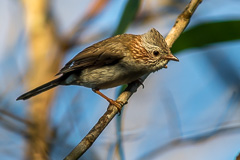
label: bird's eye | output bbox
[153,51,159,56]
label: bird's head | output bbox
[140,28,179,71]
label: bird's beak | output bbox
[163,54,179,62]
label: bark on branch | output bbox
[64,0,202,159]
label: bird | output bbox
[16,28,179,112]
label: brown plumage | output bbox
[17,28,178,111]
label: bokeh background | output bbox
[0,0,240,159]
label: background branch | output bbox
[64,0,203,159]
[21,0,64,159]
[62,0,110,49]
[0,108,32,126]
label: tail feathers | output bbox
[16,78,62,100]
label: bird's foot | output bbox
[108,99,124,115]
[92,89,124,115]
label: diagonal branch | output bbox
[165,0,203,48]
[64,0,202,159]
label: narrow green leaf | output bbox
[113,0,141,36]
[172,20,240,53]
[113,3,141,158]
[115,0,141,96]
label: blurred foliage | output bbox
[115,0,141,95]
[171,20,240,53]
[113,0,141,36]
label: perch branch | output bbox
[64,0,202,159]
[165,0,202,47]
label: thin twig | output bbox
[0,108,32,126]
[62,0,110,48]
[64,0,203,159]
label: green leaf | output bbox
[171,20,240,53]
[113,2,141,156]
[115,0,141,96]
[113,0,141,36]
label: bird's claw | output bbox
[137,78,144,89]
[108,99,125,115]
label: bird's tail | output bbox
[16,77,63,100]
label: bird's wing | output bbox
[56,35,129,75]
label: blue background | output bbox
[0,0,240,159]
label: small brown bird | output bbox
[17,28,178,111]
